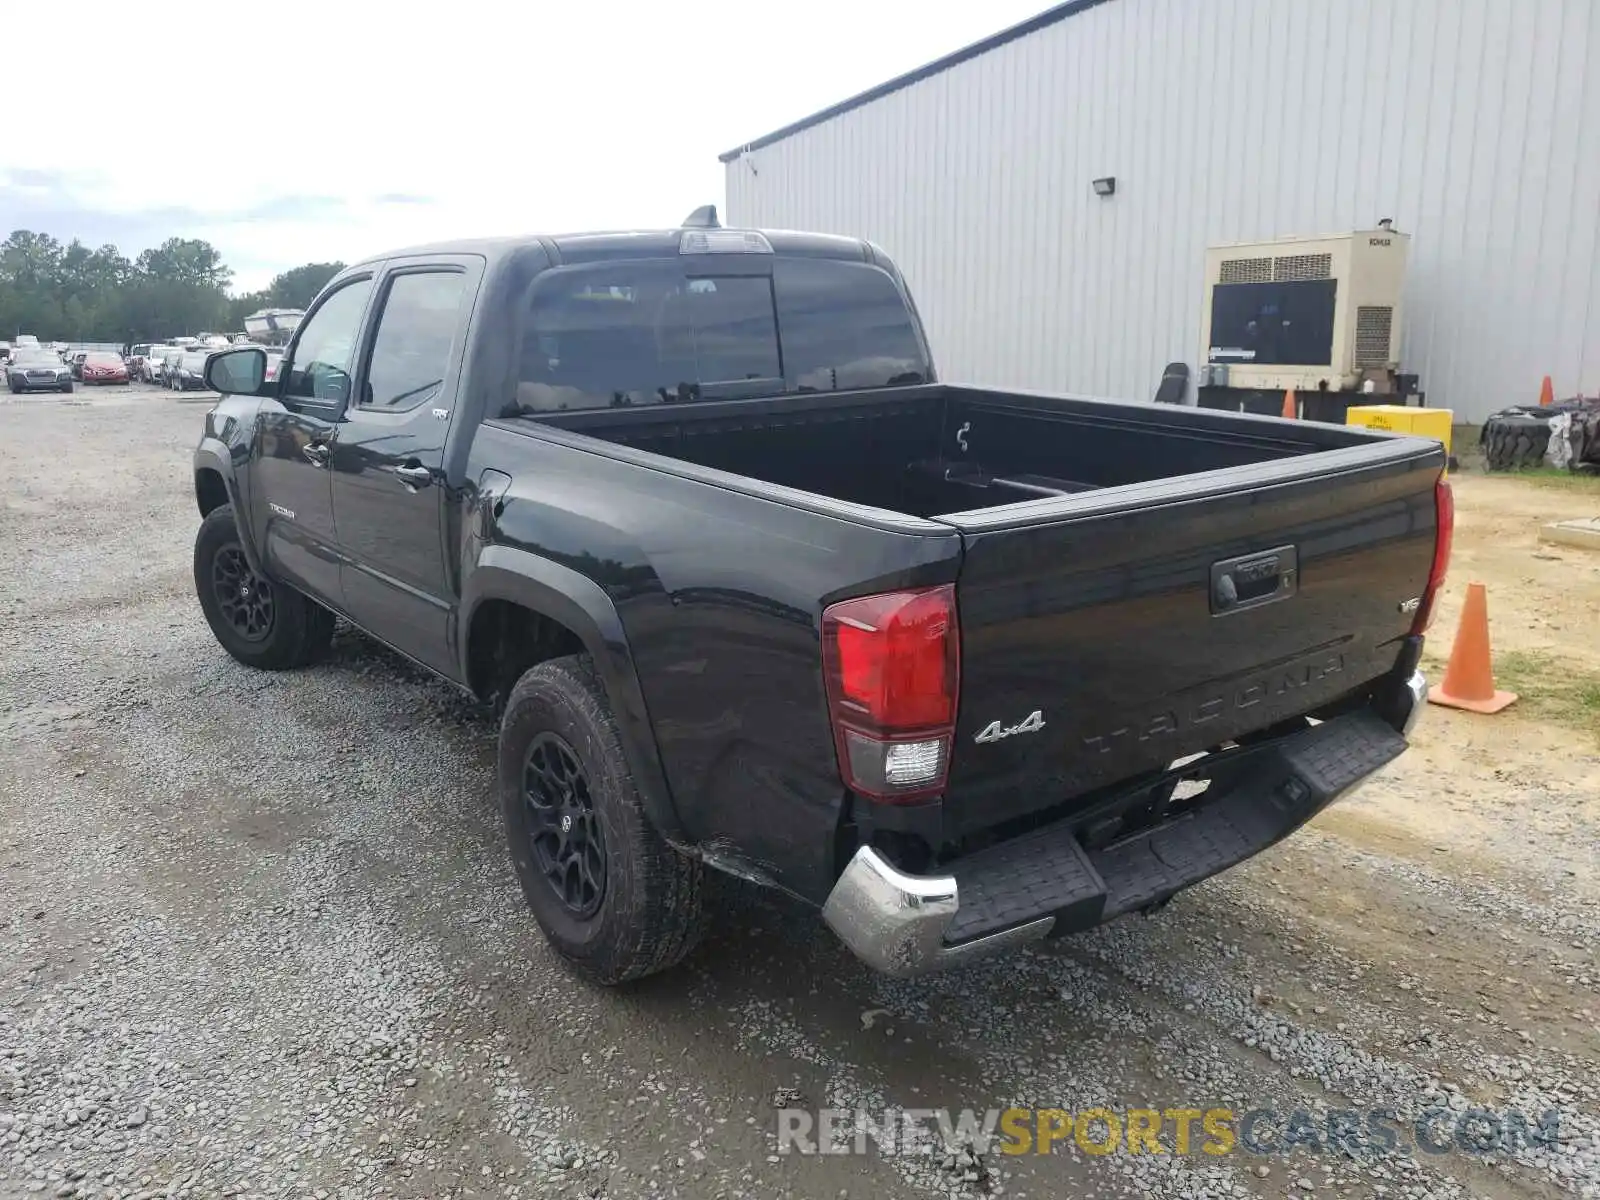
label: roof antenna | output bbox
[682,205,720,228]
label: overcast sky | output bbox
[1,0,1047,293]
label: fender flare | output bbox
[193,441,267,577]
[460,545,685,843]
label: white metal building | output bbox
[722,0,1600,422]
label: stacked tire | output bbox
[1482,400,1600,471]
[1572,407,1600,468]
[1480,407,1554,471]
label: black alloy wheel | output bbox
[522,732,607,917]
[211,544,275,642]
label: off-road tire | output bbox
[499,655,706,985]
[1482,412,1552,471]
[193,503,335,669]
[1575,409,1600,468]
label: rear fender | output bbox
[459,545,685,843]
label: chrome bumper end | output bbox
[1399,669,1428,738]
[821,846,1053,978]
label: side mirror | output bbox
[308,363,351,404]
[206,347,267,394]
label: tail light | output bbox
[821,585,959,802]
[1411,477,1454,634]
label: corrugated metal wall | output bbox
[724,0,1600,422]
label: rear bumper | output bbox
[821,846,1055,977]
[823,689,1420,978]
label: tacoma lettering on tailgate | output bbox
[1082,652,1345,755]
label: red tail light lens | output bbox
[822,585,959,802]
[1412,477,1454,634]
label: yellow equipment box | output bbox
[1345,405,1454,471]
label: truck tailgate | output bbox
[938,439,1445,836]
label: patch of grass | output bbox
[1486,467,1600,493]
[1492,649,1600,735]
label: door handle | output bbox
[392,463,433,489]
[301,442,331,467]
[1210,545,1298,615]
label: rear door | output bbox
[252,274,376,608]
[329,257,479,677]
[940,440,1445,835]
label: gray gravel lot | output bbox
[1,388,1596,1200]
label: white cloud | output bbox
[2,0,1047,290]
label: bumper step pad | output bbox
[943,711,1406,946]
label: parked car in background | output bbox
[127,344,156,380]
[81,351,129,385]
[263,348,284,383]
[159,348,185,386]
[170,347,213,391]
[69,351,91,381]
[5,348,73,393]
[0,341,11,363]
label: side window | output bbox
[362,271,467,409]
[281,278,374,405]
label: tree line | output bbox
[0,230,344,344]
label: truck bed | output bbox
[534,384,1378,519]
[522,383,1442,866]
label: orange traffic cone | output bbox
[1281,387,1297,419]
[1538,376,1554,407]
[1427,582,1517,713]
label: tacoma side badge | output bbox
[974,710,1046,744]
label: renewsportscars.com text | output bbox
[776,1105,1562,1161]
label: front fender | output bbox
[459,545,685,844]
[193,438,267,578]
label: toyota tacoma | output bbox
[191,211,1450,984]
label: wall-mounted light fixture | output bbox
[1092,176,1116,197]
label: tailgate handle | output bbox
[1211,545,1298,615]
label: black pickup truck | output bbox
[192,213,1450,984]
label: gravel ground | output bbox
[1,390,1596,1200]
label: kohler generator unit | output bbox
[1197,230,1413,421]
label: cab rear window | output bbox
[509,258,928,413]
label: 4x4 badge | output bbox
[974,710,1046,744]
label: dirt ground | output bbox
[0,390,1596,1200]
[1325,468,1600,907]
